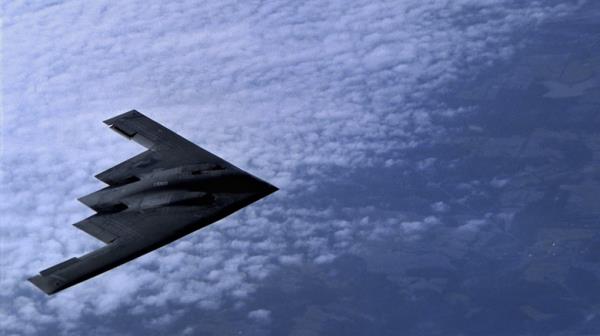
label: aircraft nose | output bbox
[263,181,278,195]
[252,177,278,196]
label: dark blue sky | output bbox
[2,1,599,335]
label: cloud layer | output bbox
[1,0,583,334]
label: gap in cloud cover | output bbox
[0,0,586,334]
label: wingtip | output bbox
[103,110,143,125]
[28,275,60,295]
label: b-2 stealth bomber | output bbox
[28,110,277,295]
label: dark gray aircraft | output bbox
[28,110,277,295]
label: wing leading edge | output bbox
[28,110,277,295]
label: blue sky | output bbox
[1,1,594,335]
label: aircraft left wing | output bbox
[28,207,222,295]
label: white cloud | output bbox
[401,216,441,238]
[248,309,272,323]
[431,201,450,213]
[0,0,584,334]
[314,254,337,265]
[458,219,488,232]
[491,177,510,188]
[278,254,304,266]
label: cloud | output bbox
[457,219,488,232]
[278,253,304,266]
[400,216,442,240]
[0,0,584,334]
[431,201,450,213]
[314,254,337,265]
[248,309,272,323]
[490,177,510,188]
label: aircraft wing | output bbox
[95,110,236,186]
[29,204,240,295]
